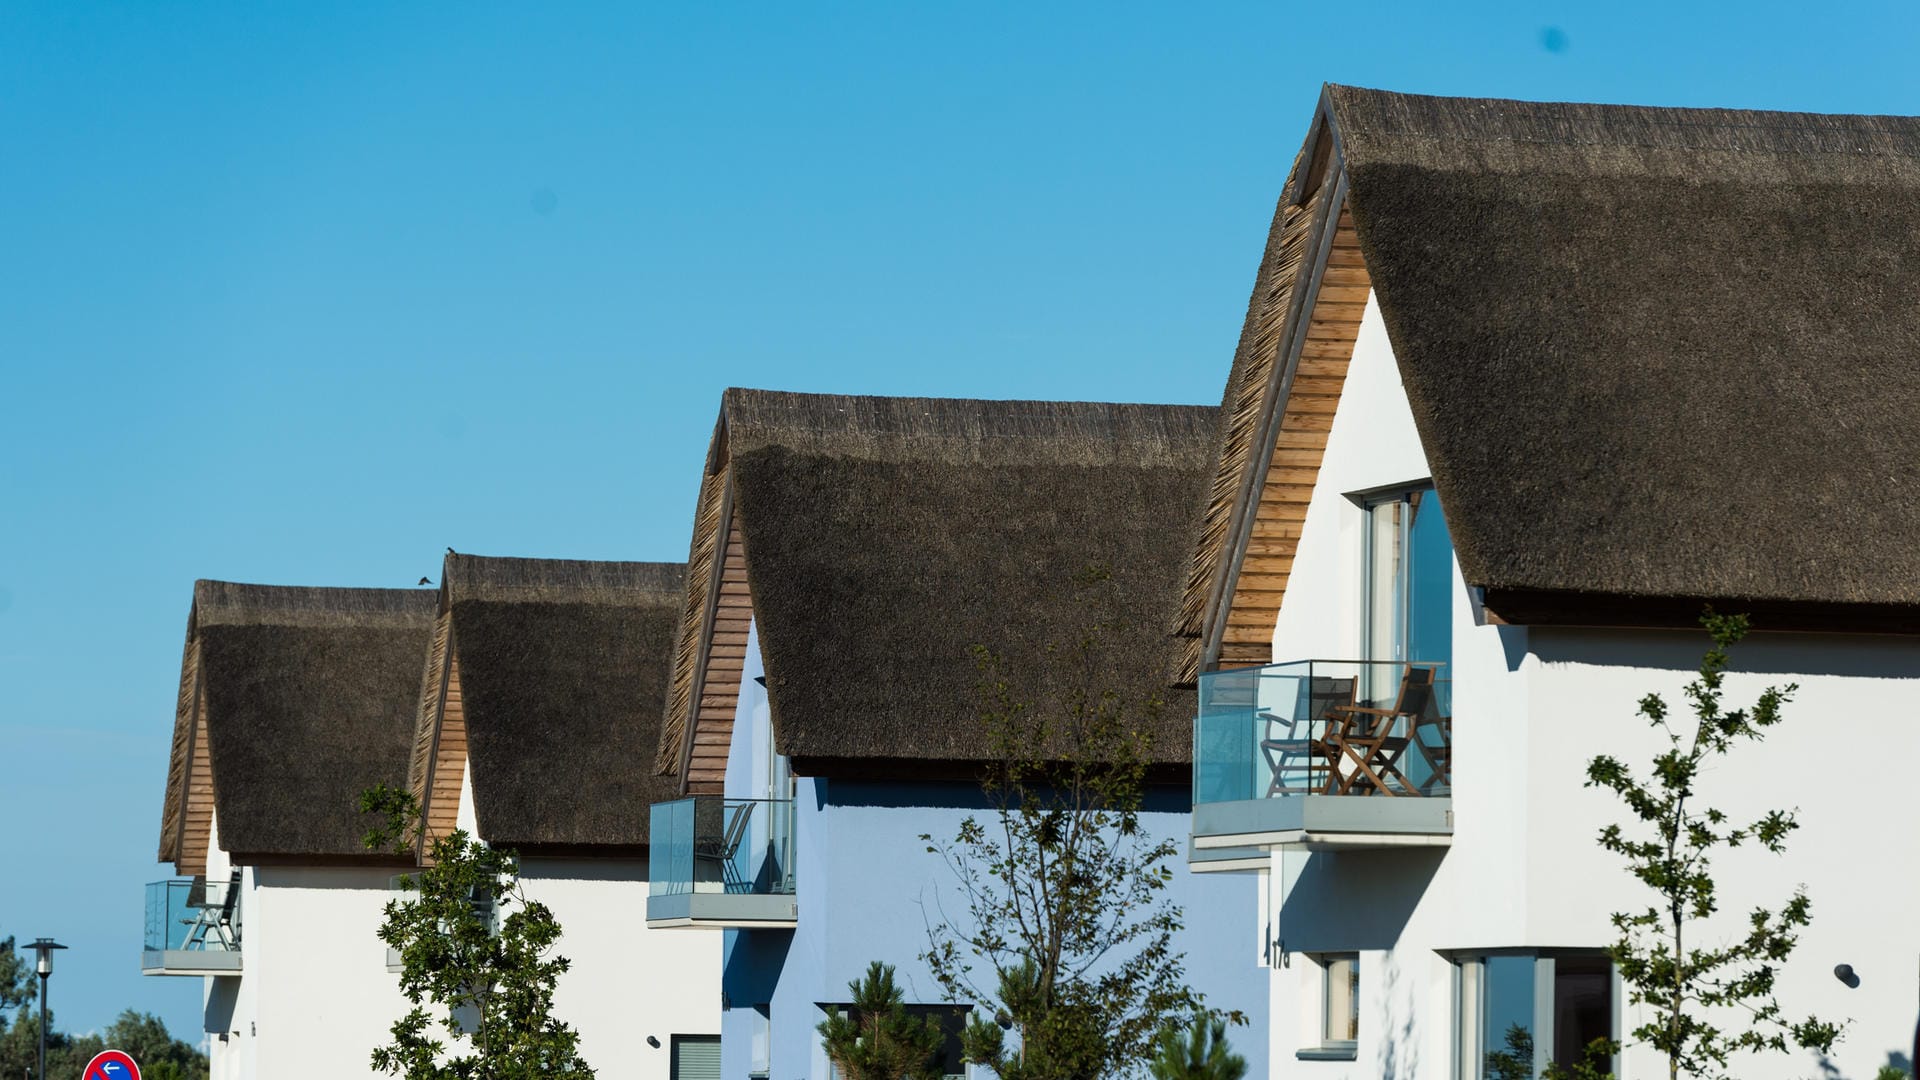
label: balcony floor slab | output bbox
[645,891,798,930]
[1192,796,1451,854]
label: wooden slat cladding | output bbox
[420,656,470,859]
[179,688,215,876]
[406,611,453,812]
[685,515,749,795]
[1177,141,1321,680]
[1218,203,1370,666]
[158,636,199,864]
[659,456,731,776]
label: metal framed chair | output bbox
[182,870,240,950]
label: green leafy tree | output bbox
[1584,612,1842,1080]
[921,568,1234,1080]
[1147,1013,1245,1080]
[361,784,594,1080]
[0,1005,206,1080]
[103,1009,210,1080]
[817,962,944,1080]
[0,940,31,1012]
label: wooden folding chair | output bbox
[1318,665,1437,796]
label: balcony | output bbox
[646,797,797,929]
[1191,659,1452,858]
[142,875,242,976]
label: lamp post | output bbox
[27,939,65,1080]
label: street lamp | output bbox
[26,939,65,1080]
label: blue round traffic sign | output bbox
[82,1050,140,1080]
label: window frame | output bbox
[1450,950,1620,1080]
[1296,952,1360,1061]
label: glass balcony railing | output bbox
[142,875,242,975]
[648,797,796,927]
[1194,659,1452,806]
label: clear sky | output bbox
[4,0,1919,1044]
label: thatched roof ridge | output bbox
[441,554,684,606]
[192,579,434,628]
[659,388,1219,780]
[1329,84,1920,613]
[723,387,1218,466]
[427,554,687,849]
[159,581,435,867]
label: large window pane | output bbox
[1481,956,1535,1078]
[1552,956,1613,1068]
[1405,490,1452,668]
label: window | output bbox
[1363,486,1452,671]
[1454,953,1615,1079]
[1297,953,1359,1060]
[670,1034,720,1080]
[1323,955,1359,1044]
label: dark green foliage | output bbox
[0,940,29,1012]
[1484,1025,1536,1080]
[0,1006,206,1080]
[1585,612,1842,1080]
[1482,1025,1612,1080]
[361,784,594,1080]
[1147,1013,1245,1080]
[817,962,944,1080]
[922,568,1234,1080]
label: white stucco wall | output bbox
[1254,296,1920,1079]
[458,763,722,1079]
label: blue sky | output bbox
[4,0,1919,1043]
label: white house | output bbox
[647,389,1271,1080]
[151,581,436,1080]
[1178,85,1920,1079]
[406,553,721,1079]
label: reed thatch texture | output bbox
[1176,143,1324,681]
[660,389,1219,779]
[423,555,686,849]
[158,581,436,866]
[1329,84,1920,613]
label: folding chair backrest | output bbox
[1309,677,1357,721]
[218,870,241,920]
[1394,666,1437,717]
[719,801,755,858]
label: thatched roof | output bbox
[1183,85,1920,665]
[158,581,436,868]
[660,388,1218,781]
[417,555,686,850]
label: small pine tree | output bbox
[816,962,944,1080]
[1147,1013,1246,1080]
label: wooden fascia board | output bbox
[676,471,739,790]
[415,623,457,864]
[1202,125,1352,671]
[166,652,204,871]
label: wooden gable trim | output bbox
[681,500,749,795]
[1197,98,1365,672]
[406,610,467,865]
[1215,190,1371,666]
[158,634,199,866]
[179,673,215,876]
[659,435,733,781]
